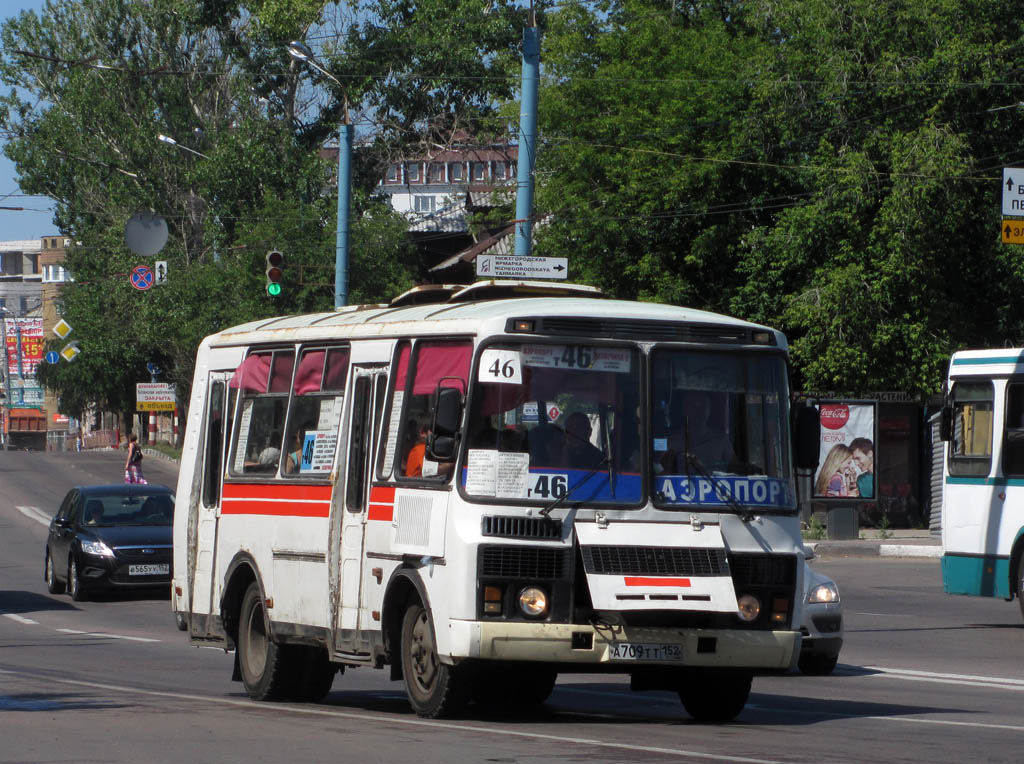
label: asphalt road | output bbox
[2,449,1024,763]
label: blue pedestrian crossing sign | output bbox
[44,350,60,364]
[130,265,154,290]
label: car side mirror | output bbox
[794,405,820,471]
[939,405,952,442]
[53,516,69,528]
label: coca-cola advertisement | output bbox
[813,402,875,499]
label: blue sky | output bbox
[1,0,58,242]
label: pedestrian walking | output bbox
[124,434,147,484]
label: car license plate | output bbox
[129,564,169,576]
[608,642,684,661]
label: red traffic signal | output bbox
[265,249,284,296]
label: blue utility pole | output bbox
[336,120,352,308]
[513,14,540,257]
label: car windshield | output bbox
[650,349,796,512]
[81,493,175,527]
[462,342,642,505]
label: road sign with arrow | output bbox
[1003,168,1024,218]
[476,255,568,280]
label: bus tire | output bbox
[400,601,468,718]
[471,665,557,709]
[237,581,290,701]
[678,670,752,723]
[45,549,65,594]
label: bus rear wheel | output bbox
[678,670,752,722]
[400,601,468,718]
[237,581,290,701]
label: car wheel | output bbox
[45,549,66,594]
[798,652,839,675]
[68,556,87,602]
[401,600,469,718]
[678,670,752,722]
[237,581,290,701]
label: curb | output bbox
[808,541,943,559]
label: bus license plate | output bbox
[129,564,169,576]
[608,642,684,661]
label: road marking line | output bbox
[56,628,160,643]
[16,505,51,526]
[0,670,788,764]
[863,665,1024,690]
[1,613,39,625]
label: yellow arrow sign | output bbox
[1003,220,1024,244]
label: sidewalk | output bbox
[805,528,942,559]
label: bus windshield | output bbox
[462,342,643,505]
[650,349,795,512]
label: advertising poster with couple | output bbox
[813,402,876,499]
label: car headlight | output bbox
[517,586,549,617]
[736,593,761,622]
[80,539,115,558]
[808,582,839,604]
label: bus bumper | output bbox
[451,621,798,670]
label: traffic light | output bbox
[265,250,284,296]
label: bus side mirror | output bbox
[939,405,952,442]
[428,386,462,461]
[794,405,820,471]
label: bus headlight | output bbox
[736,594,761,622]
[518,586,549,617]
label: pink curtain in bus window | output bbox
[293,350,326,395]
[269,352,295,393]
[394,343,411,390]
[229,353,271,392]
[412,343,472,395]
[323,348,350,391]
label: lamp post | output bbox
[288,40,351,309]
[157,133,210,160]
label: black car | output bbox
[44,484,175,601]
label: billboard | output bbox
[813,401,876,499]
[4,317,44,379]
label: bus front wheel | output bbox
[237,581,290,701]
[400,601,468,718]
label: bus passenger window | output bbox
[284,346,349,477]
[949,381,993,477]
[228,350,294,476]
[1004,384,1024,477]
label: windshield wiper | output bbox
[683,452,754,523]
[539,455,610,517]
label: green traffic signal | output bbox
[265,249,284,296]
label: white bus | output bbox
[172,281,820,720]
[940,348,1024,617]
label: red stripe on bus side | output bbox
[221,499,330,518]
[369,485,395,503]
[222,482,333,501]
[623,577,692,588]
[368,503,394,522]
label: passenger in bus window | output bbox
[563,412,605,469]
[666,391,736,474]
[257,431,282,471]
[404,418,429,477]
[284,431,303,474]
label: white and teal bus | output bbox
[172,281,820,721]
[941,348,1024,617]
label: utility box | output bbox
[827,506,859,540]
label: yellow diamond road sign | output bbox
[60,342,80,362]
[53,318,73,339]
[1003,220,1024,244]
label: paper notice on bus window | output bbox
[466,449,498,495]
[317,398,335,430]
[233,399,254,472]
[479,348,522,384]
[496,452,530,498]
[303,430,338,473]
[381,391,404,477]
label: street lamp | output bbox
[288,40,351,309]
[157,133,210,159]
